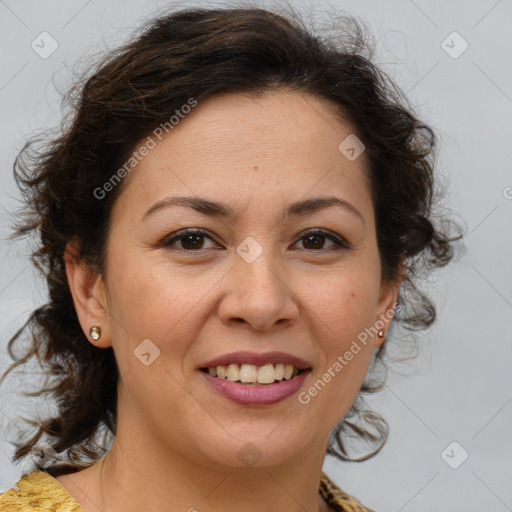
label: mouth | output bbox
[198,351,311,405]
[200,363,305,386]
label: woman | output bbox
[0,4,463,511]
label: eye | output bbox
[160,227,351,254]
[293,229,350,251]
[161,228,218,252]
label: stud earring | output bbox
[378,329,385,338]
[89,326,102,341]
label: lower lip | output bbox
[199,370,311,406]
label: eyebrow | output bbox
[142,195,365,226]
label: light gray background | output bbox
[0,1,511,511]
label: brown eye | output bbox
[162,229,217,251]
[179,232,206,250]
[301,233,330,250]
[295,229,349,251]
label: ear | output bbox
[64,239,111,348]
[372,261,405,349]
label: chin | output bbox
[193,427,312,470]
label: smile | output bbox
[201,363,303,385]
[198,351,312,405]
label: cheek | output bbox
[297,275,377,419]
[296,269,378,398]
[104,249,220,360]
[298,267,379,345]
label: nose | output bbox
[217,246,300,332]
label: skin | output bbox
[60,90,402,512]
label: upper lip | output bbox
[199,351,311,370]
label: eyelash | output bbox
[160,228,351,254]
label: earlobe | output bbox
[64,240,111,348]
[373,262,405,349]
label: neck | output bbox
[99,426,332,512]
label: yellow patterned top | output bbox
[0,469,374,511]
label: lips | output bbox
[199,351,311,370]
[198,351,311,405]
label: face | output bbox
[69,90,400,470]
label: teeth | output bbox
[206,363,301,384]
[226,363,239,381]
[257,363,276,384]
[217,365,226,379]
[240,364,258,383]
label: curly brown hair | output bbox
[1,4,464,476]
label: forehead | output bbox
[113,90,373,224]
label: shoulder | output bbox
[319,471,376,512]
[1,468,372,512]
[0,470,84,511]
